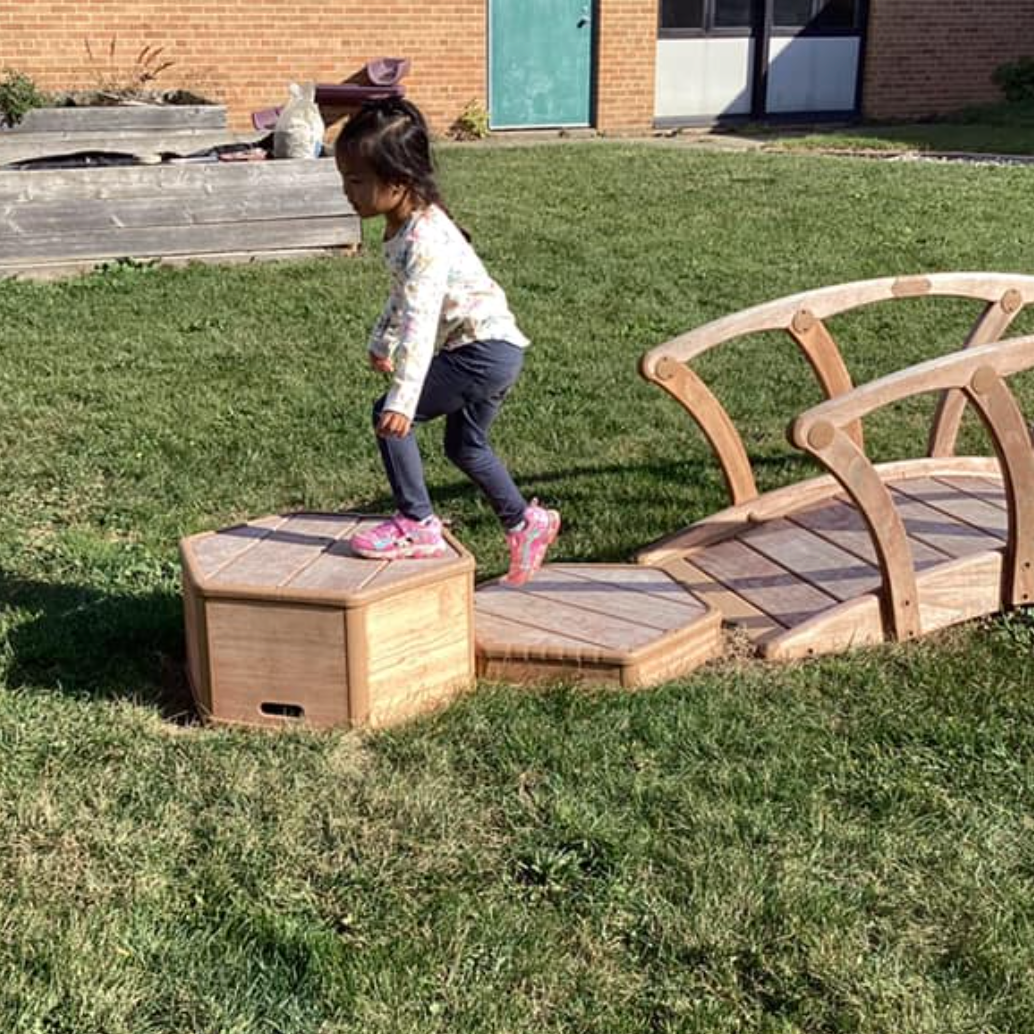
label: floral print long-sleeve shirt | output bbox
[370,204,529,420]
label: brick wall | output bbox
[5,1,1032,134]
[595,0,657,134]
[864,0,1034,119]
[0,0,659,136]
[0,0,487,133]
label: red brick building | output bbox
[1,0,1031,134]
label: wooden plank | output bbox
[3,190,350,235]
[189,515,287,579]
[625,618,723,688]
[763,592,885,660]
[476,610,620,657]
[0,215,359,263]
[558,564,709,611]
[363,577,473,728]
[686,538,839,628]
[765,550,1005,661]
[888,490,1003,557]
[636,457,1003,565]
[659,556,784,641]
[16,105,227,133]
[206,600,349,729]
[508,566,709,631]
[210,514,340,589]
[475,585,662,654]
[790,498,949,571]
[936,474,1007,510]
[738,518,882,601]
[182,575,211,712]
[282,517,374,593]
[892,477,1008,539]
[0,158,340,203]
[478,652,624,688]
[0,131,258,165]
[0,246,357,282]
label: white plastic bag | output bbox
[273,82,325,159]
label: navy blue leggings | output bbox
[372,339,528,529]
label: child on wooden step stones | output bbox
[335,98,559,584]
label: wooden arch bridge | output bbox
[636,271,1034,659]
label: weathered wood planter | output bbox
[180,512,475,730]
[0,104,242,165]
[0,158,359,279]
[0,104,359,279]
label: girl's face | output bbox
[336,154,407,220]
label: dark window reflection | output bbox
[661,0,705,28]
[813,0,857,29]
[773,0,812,26]
[714,0,753,26]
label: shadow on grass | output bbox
[1,570,196,721]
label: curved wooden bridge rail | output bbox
[639,273,1034,508]
[791,335,1034,643]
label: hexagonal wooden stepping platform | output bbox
[180,512,474,730]
[474,564,723,687]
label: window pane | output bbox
[660,0,704,29]
[773,0,812,26]
[812,0,857,29]
[714,0,753,27]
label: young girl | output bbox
[335,98,559,585]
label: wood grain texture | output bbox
[205,600,349,729]
[363,575,473,728]
[928,294,1024,458]
[0,158,339,203]
[641,273,1034,376]
[15,105,228,133]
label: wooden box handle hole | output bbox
[260,702,306,720]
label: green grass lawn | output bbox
[4,144,1034,1033]
[754,100,1034,156]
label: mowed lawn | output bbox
[3,144,1034,1034]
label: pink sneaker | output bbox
[351,514,448,560]
[504,501,560,586]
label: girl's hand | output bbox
[377,410,412,438]
[369,353,395,374]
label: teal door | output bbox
[489,0,593,129]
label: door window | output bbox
[660,0,753,33]
[773,0,858,30]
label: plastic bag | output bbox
[273,82,325,159]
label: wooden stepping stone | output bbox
[180,512,474,730]
[474,564,723,688]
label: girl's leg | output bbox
[438,341,559,584]
[373,394,435,521]
[440,341,527,527]
[372,342,506,520]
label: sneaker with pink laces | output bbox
[504,501,560,586]
[351,513,449,560]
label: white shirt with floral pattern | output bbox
[370,204,529,420]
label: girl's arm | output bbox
[368,295,400,362]
[381,237,449,421]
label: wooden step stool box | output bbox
[180,513,475,730]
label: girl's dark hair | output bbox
[335,98,448,212]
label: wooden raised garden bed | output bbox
[0,104,359,279]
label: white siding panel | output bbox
[655,39,753,119]
[766,37,859,113]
